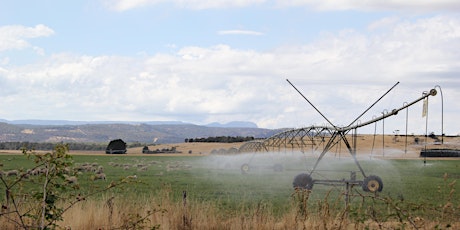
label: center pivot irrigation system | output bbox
[239,80,438,193]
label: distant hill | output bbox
[0,119,189,126]
[205,121,258,128]
[0,119,259,128]
[0,121,280,144]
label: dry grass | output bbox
[1,186,458,230]
[52,189,460,229]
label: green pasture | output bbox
[0,152,458,216]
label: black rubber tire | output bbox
[241,163,250,174]
[292,173,313,190]
[273,163,284,172]
[362,175,383,192]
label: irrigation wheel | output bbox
[362,175,383,192]
[241,163,250,174]
[292,173,313,190]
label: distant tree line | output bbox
[0,142,107,151]
[0,141,150,151]
[185,136,254,143]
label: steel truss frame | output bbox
[238,81,438,193]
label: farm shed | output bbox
[106,139,127,154]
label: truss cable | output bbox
[286,79,336,128]
[338,137,342,158]
[347,81,399,127]
[370,116,377,159]
[423,92,429,166]
[403,102,409,154]
[335,138,340,158]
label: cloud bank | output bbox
[0,15,458,135]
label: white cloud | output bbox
[103,0,160,11]
[0,24,54,52]
[368,17,401,31]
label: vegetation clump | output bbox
[0,144,138,229]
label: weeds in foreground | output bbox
[2,182,457,229]
[0,145,138,229]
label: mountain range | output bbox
[0,119,258,128]
[0,120,281,144]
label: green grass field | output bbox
[1,152,458,215]
[1,150,459,229]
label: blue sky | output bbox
[0,0,459,135]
